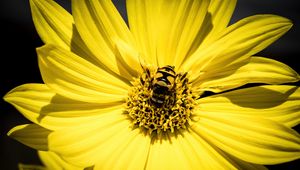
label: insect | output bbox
[151,65,176,107]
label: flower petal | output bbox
[18,163,45,170]
[146,133,191,170]
[182,15,292,79]
[48,116,151,168]
[29,0,72,48]
[4,83,124,131]
[223,154,268,170]
[94,129,150,170]
[188,0,237,57]
[157,0,210,68]
[29,0,94,62]
[37,44,129,103]
[114,38,144,78]
[146,130,247,170]
[7,124,51,151]
[191,113,300,164]
[205,0,237,41]
[126,0,160,66]
[38,151,83,170]
[72,0,135,80]
[127,0,209,68]
[197,85,300,127]
[193,57,300,92]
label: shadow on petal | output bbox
[38,93,123,120]
[8,124,51,151]
[225,86,298,109]
[69,24,97,65]
[69,24,132,86]
[186,12,213,59]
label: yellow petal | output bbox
[197,85,300,127]
[223,154,268,170]
[188,0,237,57]
[48,116,150,167]
[37,44,129,103]
[38,151,83,170]
[157,0,210,68]
[94,129,151,170]
[127,0,209,68]
[29,0,94,63]
[71,0,135,80]
[191,113,300,164]
[193,57,300,92]
[182,15,292,79]
[126,0,161,66]
[146,133,189,170]
[206,0,237,38]
[29,0,72,48]
[114,38,144,78]
[146,130,241,170]
[4,83,124,131]
[18,163,45,170]
[7,124,51,151]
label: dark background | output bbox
[0,0,299,169]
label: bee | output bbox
[151,65,176,107]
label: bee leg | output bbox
[180,72,187,81]
[140,77,145,85]
[146,68,151,77]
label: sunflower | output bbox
[4,0,300,169]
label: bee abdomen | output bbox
[151,65,177,107]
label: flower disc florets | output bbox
[125,66,197,134]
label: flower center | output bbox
[125,66,197,134]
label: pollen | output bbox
[125,66,197,134]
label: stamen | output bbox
[125,66,197,134]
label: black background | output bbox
[0,0,299,169]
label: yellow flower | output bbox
[4,0,300,169]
